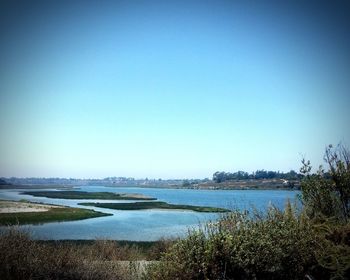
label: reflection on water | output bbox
[0,186,299,240]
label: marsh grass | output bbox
[0,207,111,225]
[79,201,230,212]
[22,191,156,200]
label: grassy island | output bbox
[79,201,230,213]
[22,191,156,200]
[0,200,111,225]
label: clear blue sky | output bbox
[0,0,349,179]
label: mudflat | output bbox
[0,200,62,213]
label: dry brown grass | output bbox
[0,227,168,280]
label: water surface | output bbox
[0,186,299,240]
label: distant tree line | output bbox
[212,169,302,183]
[0,178,8,185]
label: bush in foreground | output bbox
[145,205,350,279]
[145,203,321,280]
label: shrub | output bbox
[300,144,350,223]
[145,202,321,280]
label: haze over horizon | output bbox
[1,1,350,179]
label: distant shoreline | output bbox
[0,179,300,191]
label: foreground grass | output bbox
[0,229,172,280]
[38,239,174,261]
[79,201,230,212]
[0,207,111,225]
[23,190,156,200]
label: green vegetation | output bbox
[145,204,320,280]
[300,144,350,223]
[0,179,8,185]
[0,207,111,225]
[79,201,230,213]
[145,205,350,280]
[22,191,155,200]
[144,144,350,280]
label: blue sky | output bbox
[0,0,349,178]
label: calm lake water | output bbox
[0,186,299,241]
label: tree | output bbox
[182,180,190,187]
[0,179,8,185]
[300,144,350,222]
[212,171,226,183]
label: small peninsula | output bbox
[79,201,230,213]
[0,200,110,225]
